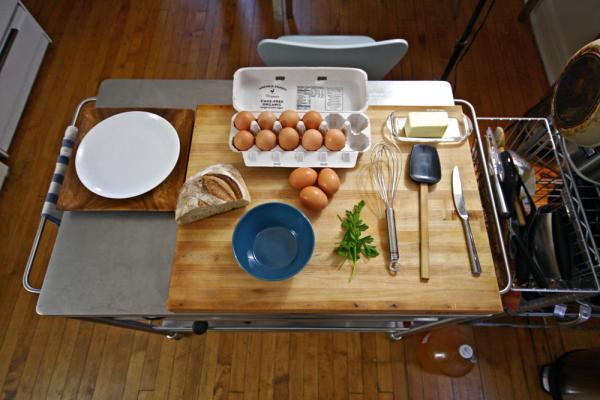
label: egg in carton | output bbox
[229,110,371,168]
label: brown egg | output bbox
[301,129,323,151]
[234,111,255,130]
[232,130,254,151]
[257,111,277,130]
[302,111,323,130]
[255,129,277,150]
[278,127,300,150]
[279,110,300,128]
[324,128,346,151]
[299,186,328,211]
[289,167,318,190]
[317,168,341,196]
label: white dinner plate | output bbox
[75,111,180,199]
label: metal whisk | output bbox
[370,142,402,273]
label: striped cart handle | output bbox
[41,126,78,224]
[23,97,96,293]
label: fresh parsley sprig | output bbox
[334,200,379,281]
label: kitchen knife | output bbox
[486,128,509,217]
[452,166,482,275]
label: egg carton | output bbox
[231,67,371,168]
[228,111,371,168]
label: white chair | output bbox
[257,36,409,80]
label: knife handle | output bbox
[461,218,481,275]
[385,207,400,273]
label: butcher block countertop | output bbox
[167,105,503,314]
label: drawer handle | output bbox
[0,28,18,72]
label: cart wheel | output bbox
[389,331,404,341]
[166,332,182,340]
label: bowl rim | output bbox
[231,202,315,281]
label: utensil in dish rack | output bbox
[370,142,402,274]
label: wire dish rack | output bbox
[472,116,600,306]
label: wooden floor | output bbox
[1,0,599,399]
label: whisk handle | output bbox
[386,207,400,273]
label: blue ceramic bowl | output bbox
[232,202,315,281]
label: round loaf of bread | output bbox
[175,163,251,225]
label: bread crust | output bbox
[175,164,250,224]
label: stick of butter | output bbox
[404,111,449,138]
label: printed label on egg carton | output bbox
[229,111,371,156]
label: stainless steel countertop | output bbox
[37,79,454,317]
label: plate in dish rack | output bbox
[75,111,180,199]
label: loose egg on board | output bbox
[232,130,254,151]
[299,186,328,211]
[301,129,323,151]
[279,110,300,128]
[324,128,346,151]
[289,167,318,190]
[303,111,323,130]
[278,127,300,150]
[257,111,277,130]
[317,168,341,196]
[255,129,277,150]
[234,111,255,130]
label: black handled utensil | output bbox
[409,144,441,280]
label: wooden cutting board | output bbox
[57,108,194,211]
[167,105,503,314]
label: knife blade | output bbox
[452,166,482,275]
[486,128,509,217]
[487,127,504,181]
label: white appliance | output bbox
[529,0,600,83]
[0,161,8,190]
[0,1,50,156]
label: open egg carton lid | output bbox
[230,67,371,168]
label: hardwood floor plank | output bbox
[503,329,532,400]
[154,336,177,399]
[288,333,303,400]
[229,333,249,394]
[31,318,69,399]
[91,329,135,400]
[515,327,548,400]
[404,335,425,400]
[168,336,192,400]
[122,332,150,400]
[273,333,291,400]
[389,338,408,400]
[77,325,110,400]
[332,333,349,400]
[214,332,235,400]
[139,334,163,392]
[1,297,40,399]
[360,334,378,400]
[374,334,393,394]
[243,333,262,400]
[45,319,81,400]
[59,321,95,400]
[258,333,276,400]
[198,332,222,400]
[183,335,207,399]
[317,332,334,400]
[346,333,364,395]
[302,333,318,400]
